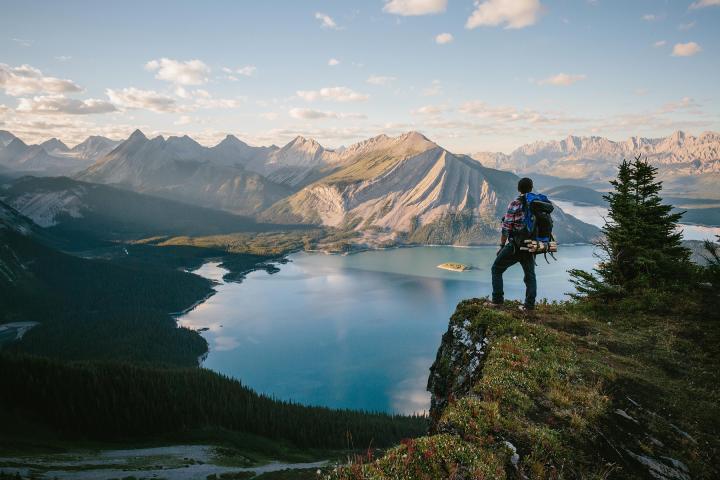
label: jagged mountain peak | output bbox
[71,135,116,149]
[290,135,315,144]
[166,134,202,148]
[213,135,262,154]
[276,136,326,158]
[128,129,148,141]
[0,130,17,147]
[6,137,29,150]
[286,135,323,150]
[40,138,70,153]
[397,130,431,143]
[217,134,248,147]
[668,130,687,146]
[339,131,437,160]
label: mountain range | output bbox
[0,130,120,176]
[473,131,720,198]
[16,128,719,246]
[0,130,602,246]
[77,130,292,215]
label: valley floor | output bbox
[0,444,332,479]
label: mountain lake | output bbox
[179,202,720,415]
[180,244,600,414]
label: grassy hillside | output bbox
[328,297,719,479]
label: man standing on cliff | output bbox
[488,177,536,311]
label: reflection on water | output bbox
[554,200,720,241]
[180,246,597,414]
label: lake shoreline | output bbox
[308,241,595,257]
[179,245,599,413]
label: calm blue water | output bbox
[180,245,597,414]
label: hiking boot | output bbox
[483,300,503,308]
[518,304,534,313]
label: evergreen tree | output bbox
[702,235,720,285]
[570,156,690,298]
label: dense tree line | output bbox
[7,309,208,367]
[1,226,213,366]
[0,354,428,449]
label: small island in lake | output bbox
[437,262,471,272]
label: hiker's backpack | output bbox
[512,192,557,261]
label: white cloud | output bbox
[383,0,447,16]
[297,86,369,102]
[641,13,660,21]
[466,0,543,29]
[328,58,340,66]
[538,73,586,86]
[145,58,210,85]
[54,56,72,62]
[315,12,341,29]
[192,91,244,109]
[672,42,702,57]
[366,75,396,86]
[222,65,256,77]
[174,115,192,126]
[11,38,32,47]
[0,63,82,96]
[106,87,179,113]
[690,0,720,9]
[660,96,699,113]
[435,33,454,44]
[16,95,116,115]
[457,100,588,127]
[174,86,190,98]
[260,112,279,120]
[653,40,667,48]
[411,104,448,115]
[678,21,696,30]
[289,108,336,120]
[289,108,366,120]
[220,65,256,80]
[422,80,442,96]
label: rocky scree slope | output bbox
[263,132,597,247]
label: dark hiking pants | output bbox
[491,243,536,308]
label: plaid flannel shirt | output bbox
[501,196,525,237]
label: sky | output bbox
[0,0,718,153]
